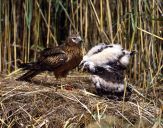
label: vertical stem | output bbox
[47,0,51,48]
[76,0,79,32]
[0,0,2,72]
[116,0,120,43]
[84,0,88,49]
[33,0,40,61]
[80,0,83,35]
[27,27,31,62]
[12,1,17,70]
[151,0,156,96]
[100,0,103,31]
[138,0,142,84]
[25,0,32,62]
[4,1,11,73]
[106,0,113,43]
[70,0,74,30]
[23,16,27,63]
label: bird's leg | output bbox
[61,83,64,90]
[59,78,64,90]
[54,72,63,90]
[61,71,72,90]
[45,72,48,81]
[41,72,48,84]
[55,78,63,91]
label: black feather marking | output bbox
[93,45,109,55]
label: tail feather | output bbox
[18,62,36,70]
[16,70,41,81]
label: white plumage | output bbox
[80,43,134,73]
[82,43,108,60]
[80,43,135,99]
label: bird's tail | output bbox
[16,70,42,81]
[18,62,36,70]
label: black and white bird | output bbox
[79,43,135,99]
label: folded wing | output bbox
[17,47,68,81]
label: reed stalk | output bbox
[106,0,113,43]
[12,1,17,70]
[46,0,51,48]
[0,0,2,72]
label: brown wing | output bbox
[39,46,65,57]
[16,47,68,81]
[37,47,68,70]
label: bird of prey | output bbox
[80,43,135,99]
[17,35,83,81]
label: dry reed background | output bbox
[0,0,162,86]
[0,0,163,84]
[0,0,162,127]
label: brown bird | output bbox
[17,35,83,81]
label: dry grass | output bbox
[0,73,162,128]
[0,0,162,127]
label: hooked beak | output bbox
[80,39,84,43]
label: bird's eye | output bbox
[71,37,77,43]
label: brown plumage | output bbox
[17,35,83,81]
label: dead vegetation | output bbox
[0,73,162,128]
[0,1,162,127]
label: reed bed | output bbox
[0,0,162,85]
[0,0,162,127]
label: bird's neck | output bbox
[65,42,80,49]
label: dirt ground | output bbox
[0,72,162,128]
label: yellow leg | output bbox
[60,79,64,90]
[56,78,63,90]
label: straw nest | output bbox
[0,73,162,128]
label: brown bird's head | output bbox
[66,35,83,46]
